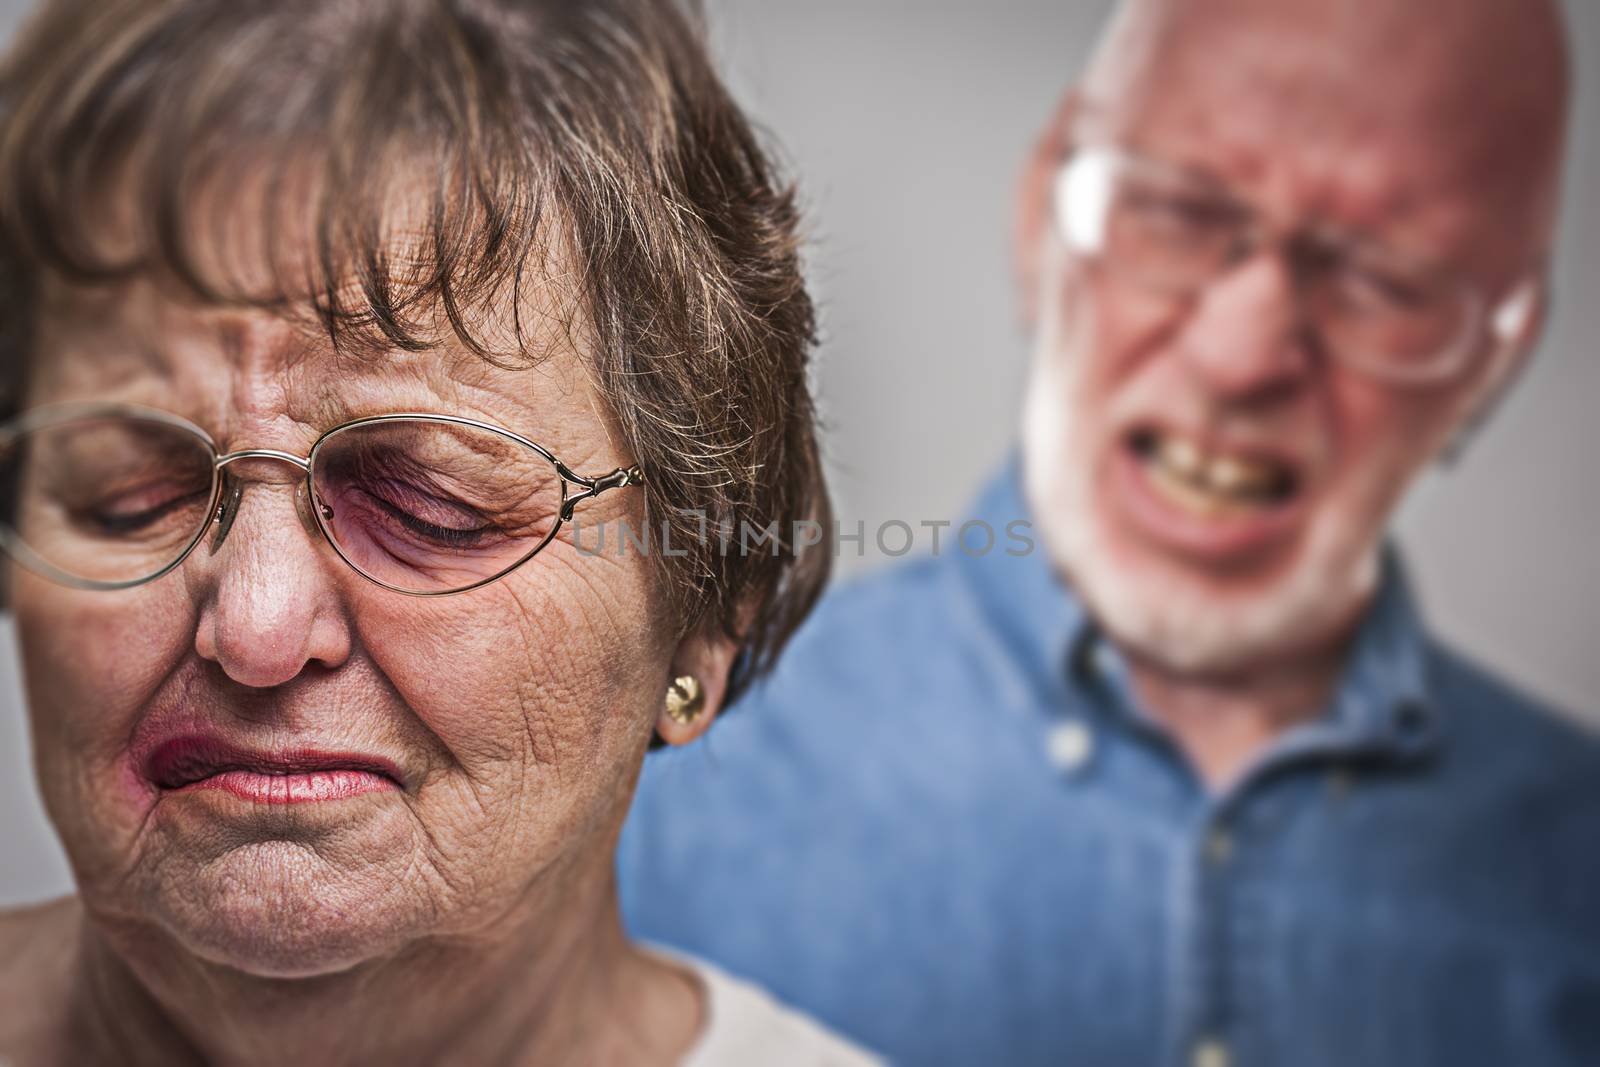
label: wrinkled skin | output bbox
[0,272,728,1064]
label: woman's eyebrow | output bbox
[299,391,496,433]
[305,393,359,429]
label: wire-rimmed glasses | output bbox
[0,404,644,595]
[1053,143,1541,384]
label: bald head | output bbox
[1089,0,1570,104]
[1079,0,1572,265]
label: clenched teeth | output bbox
[1131,428,1297,513]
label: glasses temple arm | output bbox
[558,464,645,521]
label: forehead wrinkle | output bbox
[29,278,186,397]
[1111,98,1420,233]
[1083,0,1570,265]
[1088,0,1568,152]
[216,316,486,422]
[283,345,611,464]
[1093,0,1569,97]
[1085,46,1411,227]
[290,358,457,430]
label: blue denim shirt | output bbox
[619,460,1600,1067]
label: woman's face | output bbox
[14,273,686,978]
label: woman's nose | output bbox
[191,479,354,688]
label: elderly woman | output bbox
[0,1,873,1064]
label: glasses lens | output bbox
[310,417,565,594]
[0,410,218,587]
[1057,148,1248,294]
[1060,148,1485,381]
[1311,250,1477,378]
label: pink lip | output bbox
[1110,438,1311,563]
[144,736,403,804]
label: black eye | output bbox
[354,478,495,548]
[304,417,568,593]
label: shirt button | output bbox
[1046,720,1094,775]
[1205,827,1233,866]
[1392,701,1431,746]
[1193,1037,1231,1067]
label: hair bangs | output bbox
[0,0,569,365]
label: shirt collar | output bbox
[954,456,1442,761]
[1316,549,1440,760]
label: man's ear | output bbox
[1443,273,1549,464]
[654,624,741,747]
[1015,90,1081,331]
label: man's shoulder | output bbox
[1408,642,1600,951]
[626,552,1008,877]
[717,555,984,723]
[783,556,963,660]
[1428,640,1598,748]
[1424,639,1600,802]
[646,557,978,778]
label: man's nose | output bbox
[191,478,354,688]
[1171,252,1316,400]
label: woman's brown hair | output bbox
[0,0,831,701]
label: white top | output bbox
[667,951,886,1067]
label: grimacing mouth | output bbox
[1125,424,1302,514]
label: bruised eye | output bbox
[306,417,568,593]
[349,476,498,549]
[315,448,509,552]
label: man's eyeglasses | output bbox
[1053,143,1541,384]
[0,404,644,595]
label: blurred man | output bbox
[622,1,1600,1064]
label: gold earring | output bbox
[664,675,705,726]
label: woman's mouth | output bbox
[144,736,403,804]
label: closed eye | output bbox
[354,481,499,549]
[1124,187,1244,236]
[1339,263,1433,312]
[87,486,212,535]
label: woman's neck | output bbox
[67,872,703,1067]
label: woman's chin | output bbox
[188,934,381,980]
[150,841,428,979]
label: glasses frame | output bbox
[1052,141,1544,386]
[0,402,644,596]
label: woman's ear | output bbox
[654,625,741,747]
[1015,90,1081,331]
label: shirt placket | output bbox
[1168,788,1277,1067]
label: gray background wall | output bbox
[2,1,1597,906]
